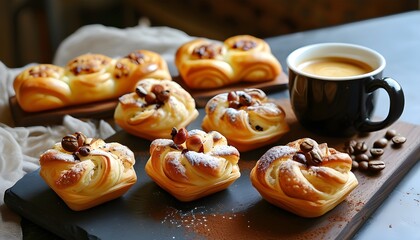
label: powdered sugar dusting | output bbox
[185,151,220,169]
[257,146,296,172]
[210,145,239,157]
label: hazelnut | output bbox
[172,128,188,145]
[186,135,204,152]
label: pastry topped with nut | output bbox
[114,78,199,140]
[39,132,137,211]
[145,128,241,201]
[175,35,282,89]
[250,138,358,218]
[202,88,289,151]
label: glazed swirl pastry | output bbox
[114,79,199,140]
[175,35,282,89]
[39,132,137,211]
[145,128,241,201]
[250,138,358,217]
[202,88,289,151]
[13,50,171,112]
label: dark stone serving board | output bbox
[4,100,420,240]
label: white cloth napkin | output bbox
[0,24,193,239]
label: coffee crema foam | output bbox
[299,57,373,77]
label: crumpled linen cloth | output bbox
[0,24,193,239]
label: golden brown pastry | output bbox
[202,88,289,152]
[114,79,199,140]
[145,128,240,201]
[13,50,171,112]
[175,35,282,89]
[250,138,358,218]
[39,132,137,211]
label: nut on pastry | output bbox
[175,35,282,89]
[13,50,171,112]
[114,79,199,140]
[39,132,137,211]
[202,88,289,152]
[250,138,358,217]
[145,128,240,201]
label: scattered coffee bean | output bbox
[368,160,386,172]
[385,129,397,140]
[392,135,406,146]
[354,141,368,154]
[355,153,369,162]
[358,161,369,171]
[370,148,384,158]
[352,161,359,170]
[373,138,388,148]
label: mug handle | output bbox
[359,77,405,132]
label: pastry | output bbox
[39,132,137,211]
[114,79,199,140]
[175,35,282,89]
[250,138,358,217]
[202,88,289,151]
[13,50,171,112]
[145,128,240,201]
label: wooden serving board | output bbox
[8,74,288,127]
[4,99,420,240]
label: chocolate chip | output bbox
[373,138,388,148]
[368,160,386,172]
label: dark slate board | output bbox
[4,100,420,240]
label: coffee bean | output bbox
[385,129,397,140]
[359,161,369,171]
[352,161,359,170]
[61,135,79,152]
[300,139,315,152]
[370,148,384,158]
[373,138,388,148]
[354,141,368,154]
[308,149,323,165]
[293,152,307,164]
[355,153,369,162]
[368,160,386,172]
[392,136,406,146]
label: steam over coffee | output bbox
[298,57,373,77]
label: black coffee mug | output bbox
[287,43,405,137]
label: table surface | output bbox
[266,10,420,240]
[15,10,420,240]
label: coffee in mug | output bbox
[287,43,405,137]
[299,57,373,77]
